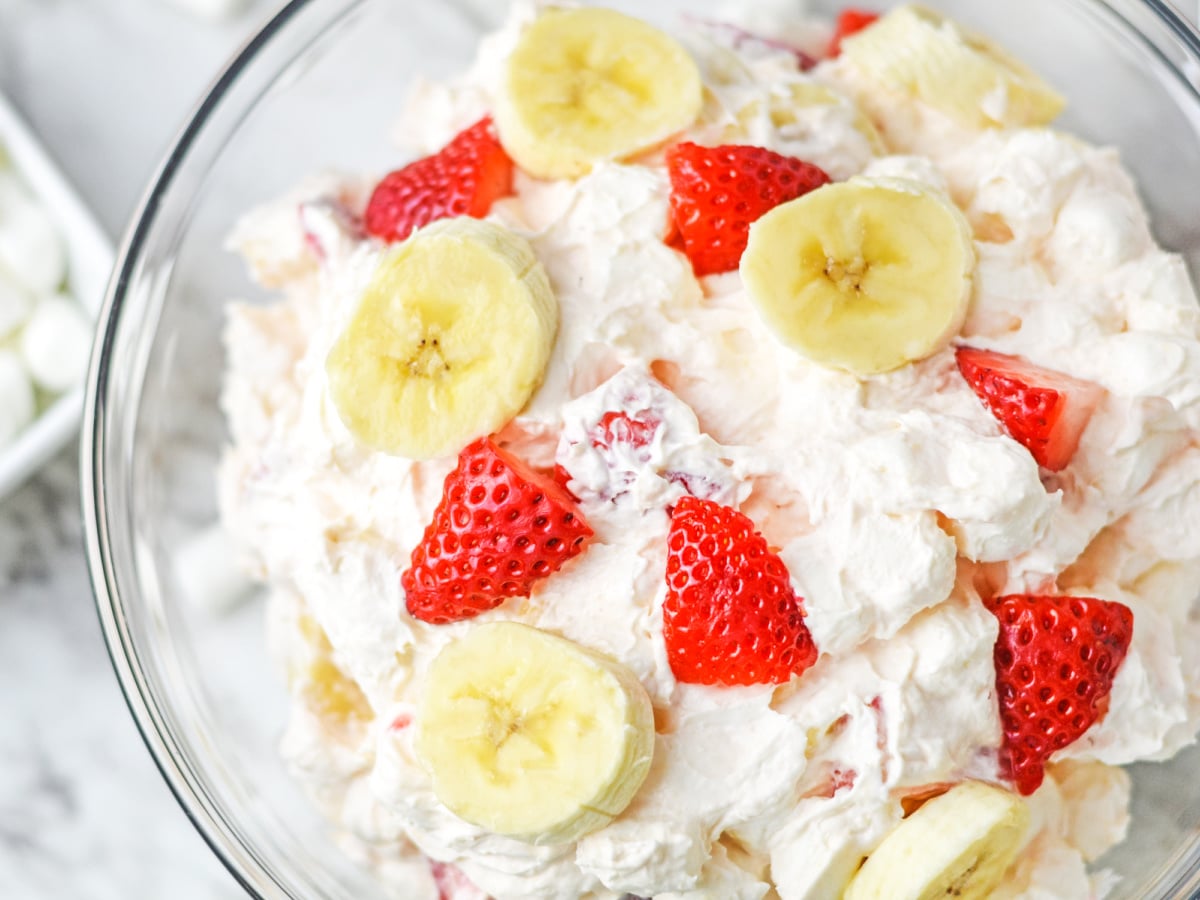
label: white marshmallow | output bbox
[0,349,35,447]
[0,265,32,340]
[19,295,93,394]
[173,523,255,614]
[0,193,66,296]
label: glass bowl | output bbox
[82,0,1200,896]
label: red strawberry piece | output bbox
[663,496,818,686]
[402,437,593,624]
[666,142,831,277]
[828,8,880,57]
[987,593,1133,795]
[430,860,491,900]
[364,117,513,244]
[956,346,1105,471]
[591,410,661,454]
[552,463,578,496]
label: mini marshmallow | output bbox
[161,0,250,23]
[0,196,67,296]
[173,523,256,615]
[0,266,31,340]
[19,295,92,394]
[0,349,35,448]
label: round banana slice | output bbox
[844,781,1029,900]
[326,218,556,459]
[740,176,975,375]
[416,622,655,845]
[495,7,703,179]
[839,4,1065,130]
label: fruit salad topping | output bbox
[415,622,655,843]
[663,496,818,686]
[843,781,1029,898]
[838,5,1065,129]
[956,346,1106,472]
[495,7,703,179]
[741,177,975,374]
[429,861,491,900]
[986,594,1134,795]
[402,437,593,624]
[326,217,556,460]
[555,368,741,510]
[827,8,880,58]
[666,141,831,276]
[219,2,1200,897]
[364,116,513,244]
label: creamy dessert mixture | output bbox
[219,3,1200,898]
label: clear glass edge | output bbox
[82,2,322,897]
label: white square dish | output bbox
[0,90,113,501]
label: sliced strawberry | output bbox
[364,117,513,244]
[663,496,818,686]
[828,8,880,57]
[666,142,831,277]
[956,346,1105,471]
[430,860,491,900]
[987,593,1133,795]
[402,437,593,624]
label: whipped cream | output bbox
[220,6,1200,899]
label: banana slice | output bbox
[740,176,974,375]
[495,7,703,179]
[326,218,556,459]
[289,613,372,729]
[839,5,1065,129]
[844,781,1029,900]
[416,622,655,845]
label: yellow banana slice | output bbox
[740,176,975,375]
[839,5,1065,129]
[844,781,1029,900]
[326,218,556,459]
[289,613,372,729]
[495,7,703,179]
[416,622,655,845]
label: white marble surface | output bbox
[0,1,282,895]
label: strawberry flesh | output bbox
[666,142,830,277]
[364,117,513,244]
[663,495,818,686]
[402,437,593,624]
[430,860,491,900]
[956,346,1104,471]
[987,593,1133,795]
[591,410,661,454]
[828,8,880,57]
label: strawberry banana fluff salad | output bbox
[219,3,1200,899]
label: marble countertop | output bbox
[1,1,279,895]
